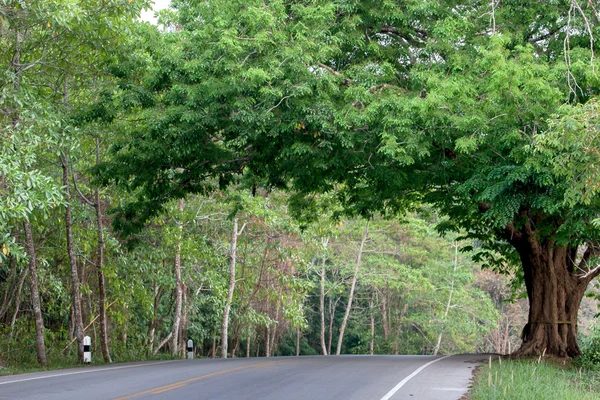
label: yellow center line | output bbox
[114,360,281,400]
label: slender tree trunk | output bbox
[221,217,245,358]
[180,285,188,359]
[62,155,85,363]
[170,199,185,356]
[23,221,46,366]
[0,256,17,321]
[503,220,600,358]
[296,327,301,356]
[246,336,251,358]
[147,284,162,354]
[265,325,271,358]
[433,241,459,356]
[327,297,334,355]
[369,294,375,355]
[94,139,111,363]
[269,306,280,356]
[336,220,369,355]
[319,257,328,355]
[380,289,389,340]
[10,267,27,335]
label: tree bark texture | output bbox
[94,139,112,363]
[23,221,47,366]
[319,258,328,355]
[433,242,459,356]
[222,217,244,358]
[62,156,85,363]
[503,217,600,358]
[336,220,369,355]
[170,199,185,356]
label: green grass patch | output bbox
[470,358,600,400]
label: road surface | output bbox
[0,354,492,399]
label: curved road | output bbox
[0,354,492,399]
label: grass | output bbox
[470,357,600,400]
[0,341,180,377]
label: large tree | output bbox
[99,0,600,358]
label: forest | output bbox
[1,0,600,368]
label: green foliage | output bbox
[577,326,600,369]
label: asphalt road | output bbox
[0,354,492,400]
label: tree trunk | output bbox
[369,293,375,355]
[246,336,251,358]
[10,267,27,336]
[504,221,600,358]
[319,257,328,355]
[94,139,112,363]
[0,256,17,322]
[433,241,458,356]
[61,155,85,363]
[23,221,47,366]
[265,325,271,358]
[380,288,389,340]
[269,306,280,356]
[296,327,300,356]
[180,285,188,359]
[170,199,185,356]
[221,217,245,358]
[336,220,369,355]
[327,296,334,355]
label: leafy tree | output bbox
[94,0,599,358]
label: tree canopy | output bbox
[94,0,600,358]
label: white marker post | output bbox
[187,340,194,359]
[83,336,92,363]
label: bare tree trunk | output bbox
[170,199,185,356]
[369,294,375,355]
[319,254,328,355]
[327,297,334,356]
[296,327,300,357]
[336,220,369,355]
[269,307,280,356]
[265,325,271,358]
[0,256,17,322]
[24,221,46,366]
[433,241,459,356]
[10,267,27,335]
[221,217,245,358]
[180,285,188,359]
[61,155,85,363]
[380,289,389,340]
[147,284,162,354]
[154,332,173,355]
[246,336,251,358]
[94,139,111,363]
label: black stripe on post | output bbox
[84,345,91,352]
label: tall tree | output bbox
[97,0,600,358]
[61,154,85,363]
[336,220,369,355]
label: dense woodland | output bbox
[1,0,600,367]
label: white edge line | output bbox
[0,360,177,386]
[379,355,452,400]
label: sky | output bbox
[140,0,171,24]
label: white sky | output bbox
[140,0,171,24]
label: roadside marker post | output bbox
[83,336,92,363]
[187,340,194,359]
